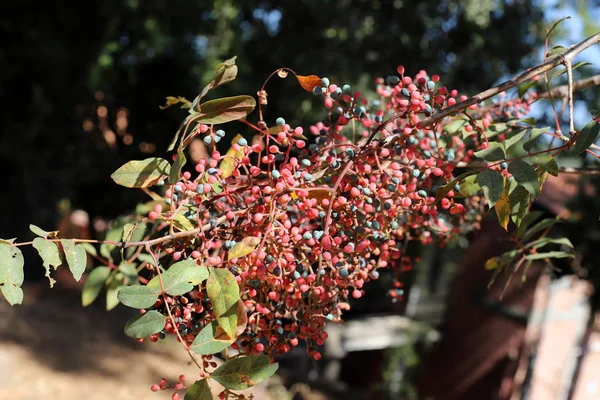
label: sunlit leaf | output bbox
[170,148,187,184]
[474,142,506,161]
[117,285,159,309]
[228,236,260,260]
[160,96,192,110]
[525,251,573,260]
[495,179,511,231]
[193,95,256,125]
[206,267,240,321]
[220,134,246,179]
[111,158,171,188]
[523,127,550,151]
[147,260,208,296]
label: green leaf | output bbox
[206,268,240,318]
[443,118,467,135]
[485,256,506,270]
[147,260,208,296]
[546,45,567,56]
[106,280,122,311]
[548,61,592,82]
[118,262,139,285]
[453,175,480,198]
[484,123,509,139]
[194,95,256,125]
[29,224,59,239]
[476,169,504,207]
[111,158,170,188]
[509,186,531,227]
[170,147,186,184]
[516,211,543,238]
[193,56,239,107]
[190,321,235,355]
[508,160,539,195]
[0,238,16,245]
[530,154,559,176]
[61,240,87,281]
[184,379,213,400]
[495,179,511,230]
[523,127,550,151]
[521,218,559,242]
[228,236,261,260]
[80,242,97,256]
[211,355,279,390]
[82,266,111,306]
[172,211,196,232]
[124,310,165,338]
[160,96,192,110]
[474,142,506,161]
[518,81,537,98]
[525,251,573,260]
[526,237,574,249]
[546,17,571,40]
[504,128,528,150]
[32,238,62,287]
[122,222,147,258]
[117,285,159,309]
[0,243,24,305]
[573,121,600,155]
[100,224,124,260]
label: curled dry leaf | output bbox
[296,74,322,92]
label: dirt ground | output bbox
[0,282,275,400]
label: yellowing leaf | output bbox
[296,75,322,92]
[485,256,504,270]
[495,179,511,231]
[228,236,260,260]
[220,134,246,179]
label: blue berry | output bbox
[313,86,322,95]
[237,137,248,146]
[271,170,281,179]
[321,77,330,87]
[418,190,427,197]
[276,117,286,126]
[203,136,212,145]
[340,268,349,278]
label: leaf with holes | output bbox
[477,169,504,207]
[124,310,166,338]
[61,240,87,281]
[32,238,62,287]
[211,355,279,390]
[111,158,170,188]
[0,243,24,305]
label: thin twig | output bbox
[537,74,600,98]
